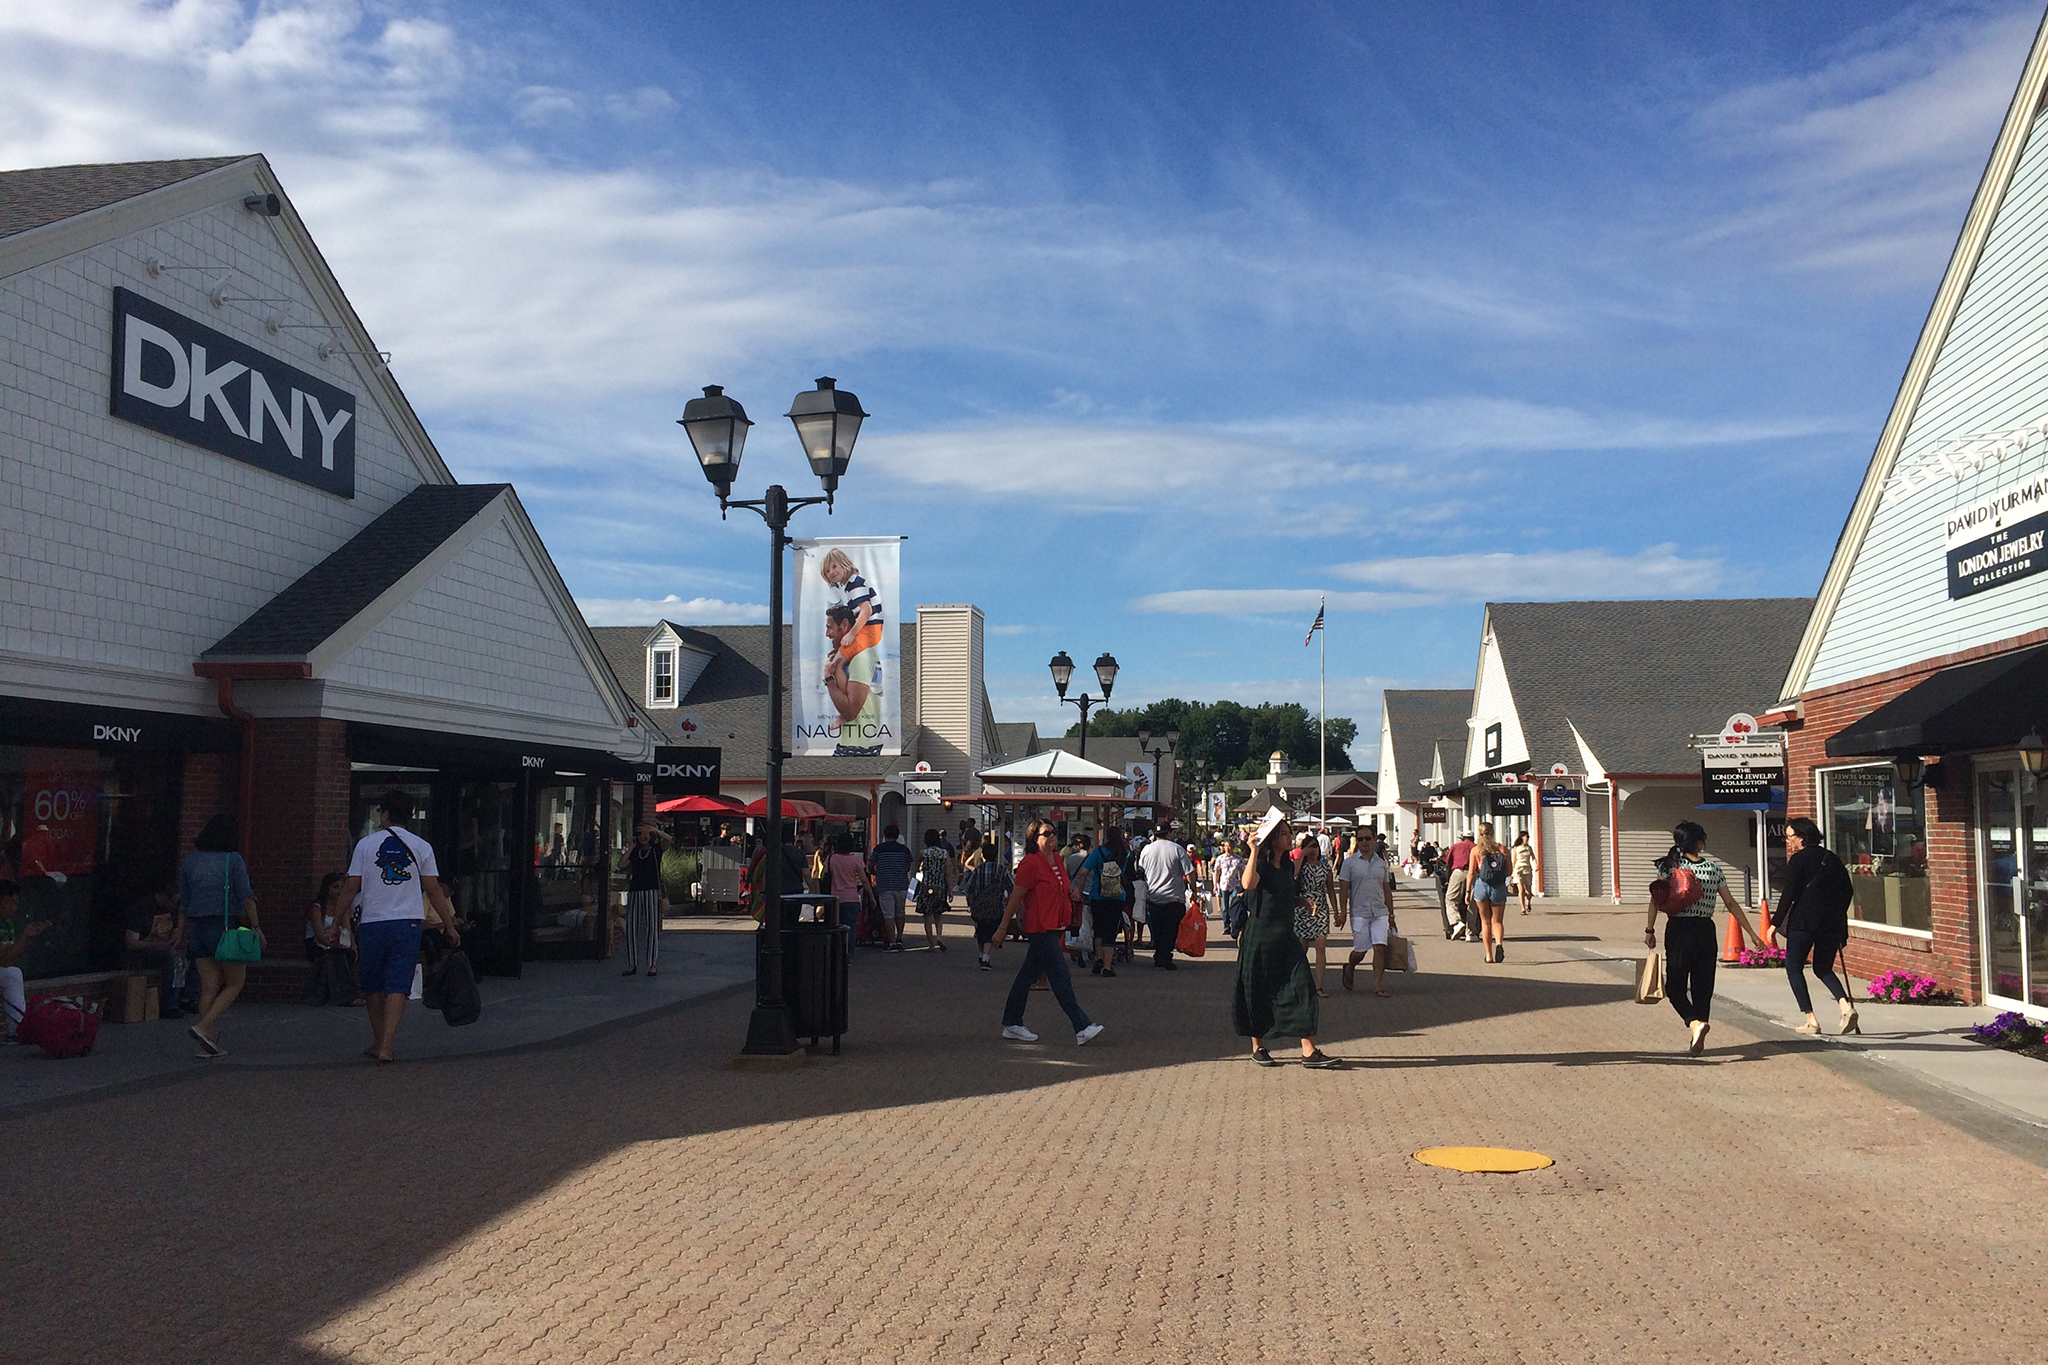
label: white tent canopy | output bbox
[976,750,1125,784]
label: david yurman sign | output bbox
[1700,743,1786,805]
[110,287,357,497]
[1945,468,2048,599]
[650,746,722,796]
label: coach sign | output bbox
[110,287,356,497]
[650,746,722,796]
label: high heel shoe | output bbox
[1840,1004,1862,1035]
[1792,1019,1821,1035]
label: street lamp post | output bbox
[1136,728,1179,823]
[680,377,868,1057]
[1049,651,1119,760]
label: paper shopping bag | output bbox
[1385,932,1414,973]
[1635,955,1664,1004]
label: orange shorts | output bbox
[844,621,884,657]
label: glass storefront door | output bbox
[527,781,608,959]
[453,781,521,977]
[1977,764,2048,1011]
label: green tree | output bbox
[1064,698,1356,780]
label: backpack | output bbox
[18,995,99,1058]
[1479,850,1507,883]
[1649,865,1704,915]
[916,848,950,914]
[1097,857,1126,901]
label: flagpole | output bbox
[1318,595,1327,826]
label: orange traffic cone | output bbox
[1722,908,1744,963]
[1758,899,1774,940]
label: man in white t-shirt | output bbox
[1135,825,1194,970]
[344,790,460,1062]
[1337,840,1397,996]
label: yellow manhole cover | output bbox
[1412,1146,1554,1173]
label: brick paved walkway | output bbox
[10,903,2048,1363]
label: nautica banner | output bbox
[1945,468,2048,600]
[110,287,356,497]
[791,536,901,757]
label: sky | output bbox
[4,0,2041,762]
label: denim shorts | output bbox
[185,915,226,961]
[357,918,424,995]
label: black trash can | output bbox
[781,894,848,1054]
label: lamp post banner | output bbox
[790,536,902,757]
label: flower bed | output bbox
[1969,1010,2048,1061]
[1867,969,1958,1004]
[1734,944,1785,968]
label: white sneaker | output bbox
[1076,1023,1105,1047]
[1002,1024,1038,1042]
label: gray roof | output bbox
[204,484,509,659]
[993,722,1041,760]
[1041,736,1178,804]
[587,622,919,783]
[1383,689,1474,802]
[1486,598,1814,777]
[0,157,247,239]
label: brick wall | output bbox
[177,751,231,858]
[1788,655,1999,1001]
[240,717,351,1002]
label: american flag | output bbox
[1304,601,1324,646]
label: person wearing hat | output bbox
[1232,809,1341,1069]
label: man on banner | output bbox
[823,606,886,757]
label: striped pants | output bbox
[626,889,663,972]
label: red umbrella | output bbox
[741,797,830,819]
[655,794,745,814]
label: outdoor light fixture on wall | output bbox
[2021,728,2046,776]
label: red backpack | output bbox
[17,995,100,1058]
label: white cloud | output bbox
[1130,588,1433,616]
[1687,3,2036,285]
[513,85,580,125]
[1131,546,1725,617]
[576,595,766,627]
[1332,545,1724,598]
[987,624,1039,636]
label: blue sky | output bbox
[4,0,2040,757]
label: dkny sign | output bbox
[650,746,722,796]
[110,287,356,498]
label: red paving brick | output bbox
[8,908,2048,1363]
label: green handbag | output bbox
[213,853,262,964]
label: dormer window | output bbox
[651,648,676,705]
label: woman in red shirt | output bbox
[990,820,1104,1046]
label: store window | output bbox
[650,649,676,705]
[2,745,178,979]
[530,781,606,955]
[1819,763,1930,932]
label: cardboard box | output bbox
[144,986,160,1021]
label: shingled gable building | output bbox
[1368,689,1473,855]
[1,157,651,988]
[593,604,1000,846]
[1450,599,1812,902]
[1773,17,2048,1012]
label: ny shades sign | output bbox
[110,288,356,498]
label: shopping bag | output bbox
[1635,955,1664,1004]
[1176,905,1207,958]
[1076,906,1095,955]
[1385,932,1414,973]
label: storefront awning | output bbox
[1826,643,2048,757]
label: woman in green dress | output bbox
[1232,810,1343,1069]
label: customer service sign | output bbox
[110,288,356,497]
[1946,468,2048,599]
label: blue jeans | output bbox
[1002,930,1092,1032]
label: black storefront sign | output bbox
[1948,509,2048,599]
[1701,745,1786,804]
[110,287,357,498]
[650,746,722,796]
[1540,784,1581,809]
[1489,786,1532,816]
[1483,723,1503,769]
